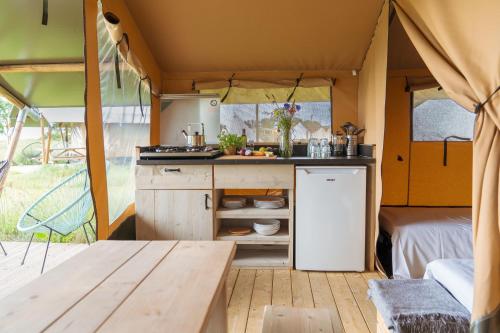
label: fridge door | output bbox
[295,166,366,271]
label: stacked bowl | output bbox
[253,219,280,236]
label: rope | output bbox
[138,75,151,118]
[220,73,236,103]
[42,0,48,25]
[443,135,470,166]
[114,33,129,89]
[287,73,304,102]
[474,85,500,113]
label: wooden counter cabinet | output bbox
[135,165,214,240]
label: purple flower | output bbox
[284,103,290,109]
[296,105,301,111]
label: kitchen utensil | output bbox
[254,197,285,209]
[346,134,358,156]
[222,197,246,209]
[181,122,206,147]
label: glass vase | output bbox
[279,129,293,158]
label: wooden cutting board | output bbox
[217,155,278,160]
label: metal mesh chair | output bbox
[17,167,94,273]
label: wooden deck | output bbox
[0,241,88,300]
[226,269,385,333]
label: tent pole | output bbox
[40,117,46,165]
[44,126,52,164]
[0,107,28,191]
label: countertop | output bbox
[137,155,375,166]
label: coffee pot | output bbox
[181,122,206,147]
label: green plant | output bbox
[217,132,243,150]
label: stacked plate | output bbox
[253,219,280,236]
[222,197,246,209]
[254,197,285,209]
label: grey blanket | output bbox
[368,279,470,333]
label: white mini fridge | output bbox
[295,166,366,271]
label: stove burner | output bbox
[152,145,213,153]
[139,145,221,160]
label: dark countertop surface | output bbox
[137,156,375,165]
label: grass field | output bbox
[0,163,94,243]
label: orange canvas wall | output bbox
[84,0,162,239]
[381,77,410,205]
[382,75,473,206]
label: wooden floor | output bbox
[226,269,385,333]
[0,241,88,300]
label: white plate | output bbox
[254,197,285,209]
[222,197,246,209]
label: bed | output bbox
[377,207,473,279]
[424,258,474,313]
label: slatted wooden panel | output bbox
[227,270,384,333]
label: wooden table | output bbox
[0,240,236,333]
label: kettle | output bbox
[181,123,206,147]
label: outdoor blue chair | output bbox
[17,167,94,273]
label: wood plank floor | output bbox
[227,269,385,333]
[0,241,88,300]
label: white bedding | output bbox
[379,207,473,279]
[424,259,474,313]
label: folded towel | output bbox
[368,279,470,333]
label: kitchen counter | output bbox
[136,155,375,166]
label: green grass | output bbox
[0,163,95,243]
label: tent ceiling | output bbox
[124,0,384,74]
[388,15,426,70]
[0,0,84,107]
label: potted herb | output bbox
[218,132,243,155]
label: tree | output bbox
[0,98,13,142]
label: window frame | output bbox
[219,93,333,144]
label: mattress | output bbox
[379,207,473,279]
[424,259,474,313]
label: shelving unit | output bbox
[213,164,295,268]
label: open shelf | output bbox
[217,226,289,244]
[232,247,289,268]
[216,207,290,219]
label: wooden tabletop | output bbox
[0,240,236,332]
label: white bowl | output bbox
[253,219,280,235]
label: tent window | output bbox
[412,87,474,141]
[97,5,150,223]
[207,87,332,143]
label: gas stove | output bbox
[139,145,222,159]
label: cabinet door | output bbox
[154,190,213,240]
[136,190,156,240]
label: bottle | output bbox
[241,129,247,149]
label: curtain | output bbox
[394,0,500,330]
[97,3,150,224]
[357,0,389,271]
